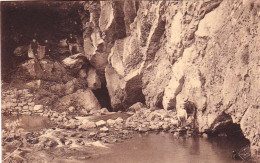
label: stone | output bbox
[100,126,109,132]
[107,119,116,127]
[128,102,145,112]
[62,53,86,71]
[87,67,101,90]
[65,140,72,145]
[52,112,59,118]
[55,89,101,111]
[64,80,76,95]
[28,102,35,106]
[99,133,107,137]
[79,121,96,130]
[25,80,41,89]
[88,132,96,138]
[170,119,178,126]
[21,59,54,78]
[79,69,88,78]
[56,116,63,122]
[115,117,124,125]
[96,120,106,127]
[68,106,75,112]
[105,63,144,111]
[22,105,29,110]
[13,45,29,56]
[100,108,109,114]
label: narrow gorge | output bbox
[1,1,259,162]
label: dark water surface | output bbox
[88,133,249,163]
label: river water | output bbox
[2,115,250,163]
[88,132,249,163]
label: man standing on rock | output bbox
[66,34,79,55]
[31,39,39,58]
[30,38,44,78]
[43,40,51,57]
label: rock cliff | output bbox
[81,0,260,157]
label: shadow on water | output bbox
[86,133,250,163]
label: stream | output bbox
[87,133,249,163]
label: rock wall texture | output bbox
[81,0,260,156]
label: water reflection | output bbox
[88,133,249,163]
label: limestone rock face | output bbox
[82,0,260,152]
[241,107,260,158]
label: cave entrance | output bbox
[92,81,112,112]
[207,113,249,140]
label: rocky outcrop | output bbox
[82,0,260,154]
[241,106,260,158]
[54,89,101,112]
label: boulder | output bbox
[55,89,101,111]
[13,45,29,56]
[87,67,101,90]
[64,79,76,95]
[105,64,144,111]
[62,53,86,71]
[128,102,145,112]
[79,121,96,130]
[21,59,54,78]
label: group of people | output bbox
[29,33,78,59]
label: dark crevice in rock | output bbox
[92,81,112,111]
[135,0,139,14]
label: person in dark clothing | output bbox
[30,38,44,77]
[43,40,51,57]
[33,33,40,41]
[66,34,79,55]
[31,39,38,57]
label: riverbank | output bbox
[3,110,254,163]
[2,107,200,162]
